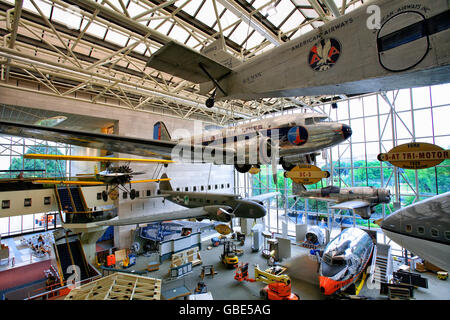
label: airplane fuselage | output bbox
[181,113,351,166]
[162,190,266,219]
[219,0,450,101]
[297,186,391,205]
[319,228,374,295]
[381,192,450,271]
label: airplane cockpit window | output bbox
[305,116,329,125]
[321,186,340,197]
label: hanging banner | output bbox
[284,164,330,185]
[377,142,449,169]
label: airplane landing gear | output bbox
[280,158,295,171]
[205,88,217,108]
[206,97,215,108]
[234,164,251,173]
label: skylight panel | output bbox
[301,8,320,19]
[266,1,295,27]
[181,0,203,17]
[185,36,201,49]
[279,10,303,33]
[85,22,107,39]
[197,0,218,27]
[243,32,265,50]
[23,0,52,17]
[154,20,174,35]
[51,5,82,30]
[229,22,253,46]
[167,24,190,43]
[105,29,129,47]
[219,10,240,30]
[126,0,146,18]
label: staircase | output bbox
[370,243,393,285]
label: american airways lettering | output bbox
[381,3,431,24]
[291,17,354,52]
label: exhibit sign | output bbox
[284,164,330,185]
[377,142,449,169]
[215,223,232,235]
[249,166,261,175]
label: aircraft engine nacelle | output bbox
[377,188,391,204]
[281,152,320,166]
[234,135,273,165]
[204,205,233,223]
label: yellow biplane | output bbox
[24,154,173,201]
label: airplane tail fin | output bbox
[200,38,242,70]
[160,173,173,191]
[153,121,171,141]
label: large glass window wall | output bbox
[236,84,450,255]
[0,137,71,237]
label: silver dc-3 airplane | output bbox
[0,112,352,180]
[147,0,450,107]
[294,185,391,219]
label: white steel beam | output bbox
[217,0,282,46]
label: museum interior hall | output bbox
[0,0,448,307]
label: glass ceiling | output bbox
[0,0,364,124]
[14,0,363,57]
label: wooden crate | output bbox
[64,273,161,300]
[170,247,202,268]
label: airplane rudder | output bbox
[153,121,172,141]
[160,173,172,191]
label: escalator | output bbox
[52,231,94,283]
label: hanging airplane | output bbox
[23,154,173,200]
[147,0,450,107]
[0,112,352,182]
[294,185,391,219]
[95,173,279,227]
[319,227,374,295]
[379,191,450,271]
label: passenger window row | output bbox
[405,224,450,240]
[175,183,231,192]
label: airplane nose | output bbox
[341,124,352,140]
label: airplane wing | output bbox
[146,41,232,84]
[331,200,373,219]
[31,179,102,185]
[95,205,233,227]
[0,120,235,161]
[247,192,280,202]
[31,178,170,185]
[330,200,371,210]
[23,154,174,164]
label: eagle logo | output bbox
[308,38,341,71]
